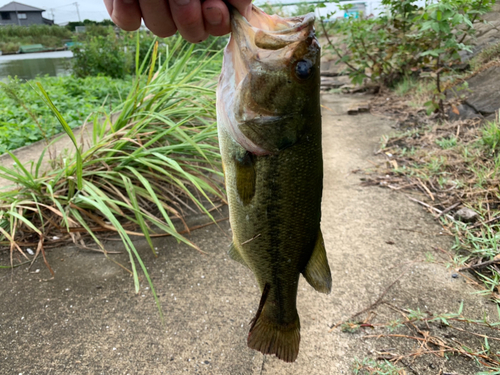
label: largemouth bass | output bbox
[216,6,332,363]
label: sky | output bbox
[0,0,111,24]
[0,0,431,25]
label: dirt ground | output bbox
[0,93,498,374]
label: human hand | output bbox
[103,0,252,43]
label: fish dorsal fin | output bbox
[234,151,256,205]
[302,230,332,294]
[229,241,249,269]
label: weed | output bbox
[404,79,436,109]
[394,76,419,97]
[482,120,500,154]
[424,251,435,262]
[338,300,500,373]
[341,321,361,333]
[436,136,458,149]
[0,36,224,319]
[352,358,405,375]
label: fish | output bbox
[216,5,332,363]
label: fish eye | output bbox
[295,60,313,80]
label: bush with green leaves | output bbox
[322,0,496,112]
[71,27,133,79]
[321,0,427,86]
[418,0,496,114]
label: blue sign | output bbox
[344,10,360,18]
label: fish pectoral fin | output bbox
[247,283,300,363]
[302,230,332,294]
[235,151,256,205]
[228,242,250,269]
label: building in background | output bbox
[0,1,54,26]
[343,2,367,18]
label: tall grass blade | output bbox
[35,82,83,191]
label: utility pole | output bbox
[14,3,20,26]
[49,8,55,21]
[74,2,81,22]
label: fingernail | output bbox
[205,7,222,26]
[174,0,190,5]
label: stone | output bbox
[320,75,351,90]
[447,103,482,121]
[347,103,370,115]
[462,65,500,116]
[454,207,479,223]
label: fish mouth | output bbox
[232,6,316,48]
[217,6,319,156]
[229,6,317,86]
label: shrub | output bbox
[71,28,132,79]
[322,0,496,114]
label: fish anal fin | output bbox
[235,151,256,205]
[302,230,332,294]
[229,242,249,269]
[247,283,301,363]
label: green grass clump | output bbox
[352,358,404,375]
[481,120,500,153]
[0,36,225,318]
[436,136,458,149]
[0,75,132,153]
[393,77,436,108]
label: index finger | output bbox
[103,0,143,31]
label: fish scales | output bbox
[216,5,332,363]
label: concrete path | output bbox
[0,93,496,374]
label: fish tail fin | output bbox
[247,284,301,362]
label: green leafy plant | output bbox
[321,0,428,86]
[0,75,131,153]
[71,27,132,79]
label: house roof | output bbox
[0,2,45,12]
